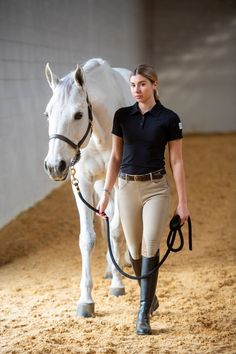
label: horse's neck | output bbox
[91,116,111,149]
[85,64,115,149]
[83,59,133,150]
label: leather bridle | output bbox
[49,95,93,166]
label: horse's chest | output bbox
[79,150,109,179]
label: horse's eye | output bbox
[74,112,83,120]
[44,111,49,118]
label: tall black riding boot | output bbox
[129,253,159,315]
[136,251,159,335]
[129,253,141,286]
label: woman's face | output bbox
[130,74,157,103]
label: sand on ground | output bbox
[0,134,235,354]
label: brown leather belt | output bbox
[119,168,166,182]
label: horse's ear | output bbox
[45,63,59,91]
[74,64,84,87]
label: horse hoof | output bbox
[104,271,113,279]
[110,287,125,297]
[76,303,95,317]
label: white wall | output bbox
[0,0,235,228]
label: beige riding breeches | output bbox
[117,175,170,259]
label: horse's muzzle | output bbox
[44,159,69,181]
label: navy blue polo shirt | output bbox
[112,100,183,174]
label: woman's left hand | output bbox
[176,203,190,225]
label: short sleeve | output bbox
[166,113,183,141]
[112,110,123,137]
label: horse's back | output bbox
[83,58,107,73]
[83,58,130,88]
[84,58,134,109]
[112,67,134,106]
[113,67,132,83]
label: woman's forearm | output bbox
[97,156,121,214]
[104,156,121,192]
[168,139,190,223]
[171,160,188,206]
[97,135,123,214]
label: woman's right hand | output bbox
[97,192,110,218]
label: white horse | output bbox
[44,58,134,317]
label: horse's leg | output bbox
[95,181,125,296]
[124,246,132,267]
[94,180,113,279]
[72,178,96,317]
[105,225,131,277]
[107,188,125,296]
[104,249,113,279]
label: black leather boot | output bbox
[129,253,159,315]
[136,251,159,335]
[129,253,141,286]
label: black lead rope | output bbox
[75,185,192,280]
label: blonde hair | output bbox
[131,64,159,100]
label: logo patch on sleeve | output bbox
[179,122,183,130]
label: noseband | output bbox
[49,94,93,166]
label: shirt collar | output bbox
[130,100,163,116]
[130,102,140,115]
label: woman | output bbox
[98,64,190,335]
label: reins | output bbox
[70,167,192,280]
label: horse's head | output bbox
[44,63,93,181]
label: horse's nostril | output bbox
[58,160,66,173]
[44,160,48,171]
